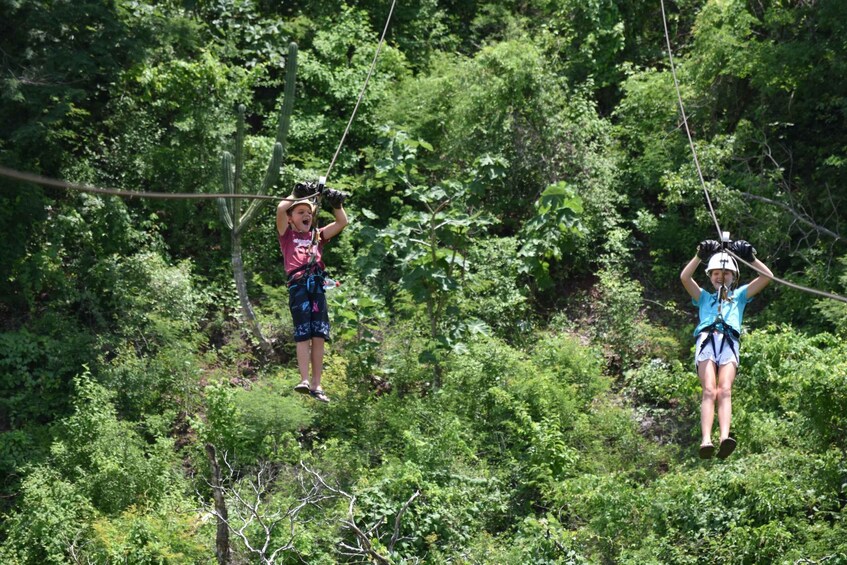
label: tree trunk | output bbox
[205,444,231,565]
[231,232,275,358]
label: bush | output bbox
[86,503,211,564]
[193,377,312,463]
[55,372,182,515]
[531,332,608,409]
[351,459,510,558]
[592,267,645,368]
[0,467,94,564]
[460,236,533,344]
[623,358,697,407]
[0,315,95,427]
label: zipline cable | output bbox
[0,0,398,203]
[659,0,724,243]
[658,0,847,304]
[323,0,397,184]
[0,165,286,202]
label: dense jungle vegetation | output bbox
[1,0,847,562]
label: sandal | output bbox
[310,388,330,403]
[294,381,311,394]
[698,444,715,460]
[717,437,737,459]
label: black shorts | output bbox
[288,274,330,342]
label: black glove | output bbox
[324,188,348,209]
[292,182,311,199]
[697,239,721,260]
[731,240,757,262]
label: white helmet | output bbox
[705,252,738,274]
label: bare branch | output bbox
[205,443,231,565]
[389,490,421,552]
[740,192,846,243]
[300,462,421,564]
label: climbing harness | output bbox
[697,320,740,365]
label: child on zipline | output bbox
[276,182,348,403]
[680,238,773,459]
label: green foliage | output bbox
[623,358,698,417]
[108,251,207,341]
[97,47,253,266]
[99,341,201,420]
[5,1,847,563]
[361,128,496,380]
[380,38,611,236]
[591,267,646,367]
[193,378,312,462]
[292,5,410,169]
[517,181,585,288]
[0,317,94,428]
[55,372,182,515]
[506,515,590,565]
[815,256,847,336]
[0,467,94,564]
[0,372,191,563]
[460,236,533,343]
[85,502,211,564]
[537,0,625,92]
[530,333,607,410]
[350,459,509,558]
[325,276,387,351]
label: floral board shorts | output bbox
[288,274,330,342]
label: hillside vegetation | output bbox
[1,0,846,563]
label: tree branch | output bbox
[740,192,846,243]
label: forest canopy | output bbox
[1,0,846,563]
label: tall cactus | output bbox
[219,42,298,358]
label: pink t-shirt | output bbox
[278,227,326,277]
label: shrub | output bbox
[531,332,608,409]
[0,467,94,564]
[55,372,181,515]
[460,236,533,344]
[592,267,645,368]
[86,503,211,564]
[193,377,312,463]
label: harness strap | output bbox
[287,265,327,287]
[285,225,322,286]
[697,320,740,360]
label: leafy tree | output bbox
[0,371,190,562]
[361,128,494,387]
[517,181,585,289]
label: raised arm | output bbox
[318,189,349,241]
[680,255,703,300]
[729,239,772,298]
[744,258,773,298]
[320,203,348,241]
[682,239,720,300]
[276,194,296,235]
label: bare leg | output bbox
[310,337,325,390]
[296,340,311,385]
[716,363,737,441]
[698,361,718,446]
